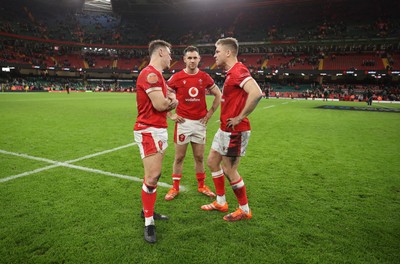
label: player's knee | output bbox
[221,164,230,176]
[175,155,185,165]
[207,156,217,170]
[221,169,237,182]
[221,163,236,178]
[194,154,203,164]
[146,174,161,185]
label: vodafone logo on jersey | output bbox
[185,87,200,102]
[188,87,199,97]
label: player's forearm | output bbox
[165,97,178,112]
[152,98,172,111]
[237,91,262,121]
[208,99,220,116]
[208,85,221,117]
[150,89,178,112]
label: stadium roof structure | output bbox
[108,0,345,14]
[13,0,326,13]
[96,0,398,19]
[84,0,113,12]
[12,0,399,17]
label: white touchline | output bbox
[0,146,185,191]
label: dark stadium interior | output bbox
[0,0,399,100]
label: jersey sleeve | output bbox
[203,72,216,90]
[143,71,163,94]
[166,74,178,91]
[236,65,252,89]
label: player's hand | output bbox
[200,113,211,124]
[167,91,176,101]
[169,113,185,123]
[167,98,178,111]
[226,116,243,130]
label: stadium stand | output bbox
[198,55,216,70]
[323,54,386,71]
[170,59,186,71]
[116,58,143,71]
[53,54,84,68]
[238,54,264,70]
[0,0,399,101]
[266,55,319,70]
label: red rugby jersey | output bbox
[134,65,168,130]
[220,62,253,132]
[167,69,214,120]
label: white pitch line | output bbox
[0,164,59,183]
[66,142,137,163]
[263,105,275,109]
[0,146,184,190]
[53,162,177,189]
[0,149,62,164]
[0,144,137,166]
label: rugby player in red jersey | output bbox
[164,46,221,201]
[134,39,178,243]
[201,37,263,221]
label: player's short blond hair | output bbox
[215,37,239,56]
[148,39,172,56]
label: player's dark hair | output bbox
[183,45,199,55]
[148,39,172,56]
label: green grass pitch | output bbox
[0,92,399,263]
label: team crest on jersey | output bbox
[183,80,186,85]
[147,73,158,84]
[188,87,199,97]
[179,134,186,142]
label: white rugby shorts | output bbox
[134,127,168,159]
[174,118,206,145]
[211,128,251,157]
